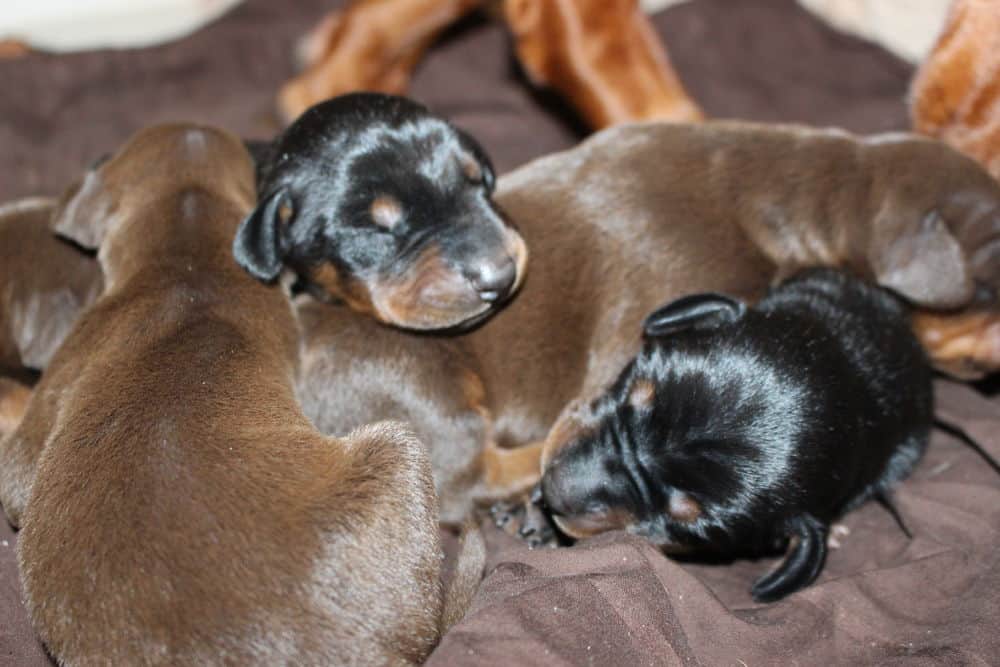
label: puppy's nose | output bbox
[466,256,516,303]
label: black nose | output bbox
[466,255,516,303]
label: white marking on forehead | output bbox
[184,128,208,155]
[0,197,54,218]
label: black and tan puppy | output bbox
[0,124,462,665]
[235,92,527,330]
[531,268,932,602]
[289,122,1000,523]
[0,197,102,383]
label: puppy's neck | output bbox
[100,186,248,291]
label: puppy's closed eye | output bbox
[370,195,403,230]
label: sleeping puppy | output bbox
[288,121,1000,524]
[532,268,932,602]
[235,92,528,331]
[1,124,461,664]
[0,197,102,382]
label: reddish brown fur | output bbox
[296,122,1000,519]
[911,0,1000,182]
[0,125,454,665]
[504,0,702,127]
[0,378,31,440]
[279,0,701,128]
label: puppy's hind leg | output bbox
[751,515,828,603]
[0,377,31,439]
[0,380,60,528]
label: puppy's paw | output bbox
[489,500,558,548]
[913,308,1000,379]
[827,523,850,550]
[518,502,558,549]
[489,500,524,531]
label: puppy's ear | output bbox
[233,188,294,282]
[50,170,112,249]
[643,294,746,338]
[751,514,827,603]
[872,210,973,309]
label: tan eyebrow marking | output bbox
[667,490,702,523]
[628,378,656,409]
[370,195,403,229]
[459,154,482,182]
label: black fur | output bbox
[538,268,933,602]
[234,93,522,330]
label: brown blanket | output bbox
[2,1,996,665]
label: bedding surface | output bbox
[2,1,997,665]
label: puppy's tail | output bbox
[934,418,1000,477]
[440,521,486,633]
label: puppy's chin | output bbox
[367,251,502,331]
[550,508,633,540]
[370,292,493,331]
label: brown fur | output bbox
[0,377,31,440]
[296,121,1000,517]
[0,124,454,665]
[911,0,1000,182]
[279,0,701,128]
[0,197,102,383]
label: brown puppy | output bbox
[279,0,701,128]
[0,197,102,383]
[0,124,455,665]
[296,121,1000,520]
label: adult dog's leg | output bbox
[279,0,484,122]
[504,0,702,128]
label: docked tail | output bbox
[440,521,486,633]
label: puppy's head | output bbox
[234,93,527,330]
[51,124,256,268]
[866,135,1000,311]
[537,294,795,549]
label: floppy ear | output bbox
[872,210,973,309]
[232,188,294,282]
[50,170,112,249]
[643,293,746,338]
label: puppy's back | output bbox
[13,136,444,664]
[754,269,932,515]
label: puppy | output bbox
[291,122,1000,524]
[0,124,458,665]
[235,92,528,331]
[0,197,102,382]
[531,268,931,602]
